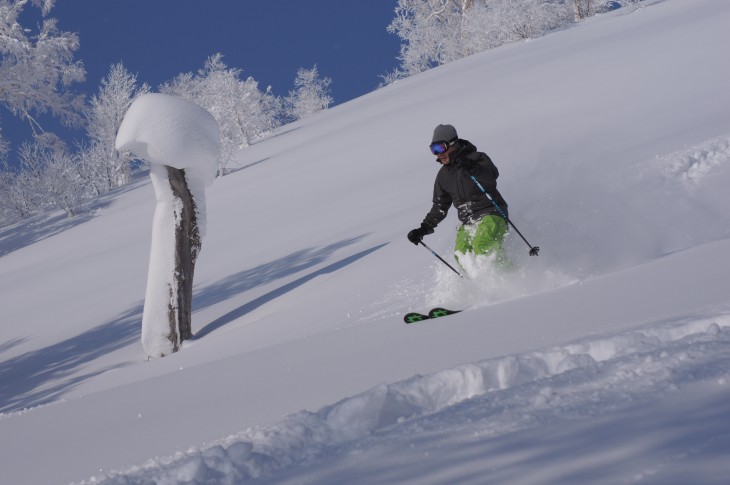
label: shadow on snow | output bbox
[193,235,369,312]
[194,237,386,338]
[0,207,107,258]
[0,178,147,258]
[0,236,384,413]
[0,305,142,414]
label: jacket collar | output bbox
[445,139,477,167]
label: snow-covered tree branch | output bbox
[0,0,86,148]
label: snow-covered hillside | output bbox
[1,1,729,483]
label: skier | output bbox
[407,124,511,270]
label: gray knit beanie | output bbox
[431,124,458,143]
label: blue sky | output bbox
[5,1,401,161]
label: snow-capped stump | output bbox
[116,93,220,358]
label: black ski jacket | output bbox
[422,139,508,229]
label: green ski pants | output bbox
[454,215,510,268]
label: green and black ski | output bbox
[404,307,461,324]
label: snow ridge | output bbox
[82,314,730,485]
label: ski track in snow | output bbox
[80,313,730,485]
[652,133,730,186]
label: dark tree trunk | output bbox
[165,165,201,350]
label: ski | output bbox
[404,311,430,324]
[429,307,461,318]
[403,307,461,324]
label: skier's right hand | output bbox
[407,223,433,245]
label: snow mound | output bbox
[115,93,220,186]
[82,314,730,484]
[652,133,730,186]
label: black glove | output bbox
[407,223,434,245]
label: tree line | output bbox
[382,0,642,83]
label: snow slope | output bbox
[1,0,729,483]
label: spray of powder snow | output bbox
[422,131,730,311]
[425,249,578,310]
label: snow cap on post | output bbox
[115,93,220,186]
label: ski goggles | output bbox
[429,139,456,155]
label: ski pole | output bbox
[469,175,540,256]
[420,241,463,278]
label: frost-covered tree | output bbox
[495,0,569,40]
[2,147,41,219]
[387,0,472,77]
[7,137,88,217]
[161,54,281,174]
[572,0,591,20]
[0,0,85,149]
[0,165,15,223]
[386,0,572,79]
[0,60,145,223]
[284,65,333,121]
[573,0,641,21]
[0,175,32,222]
[83,63,150,190]
[0,126,9,161]
[30,143,85,216]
